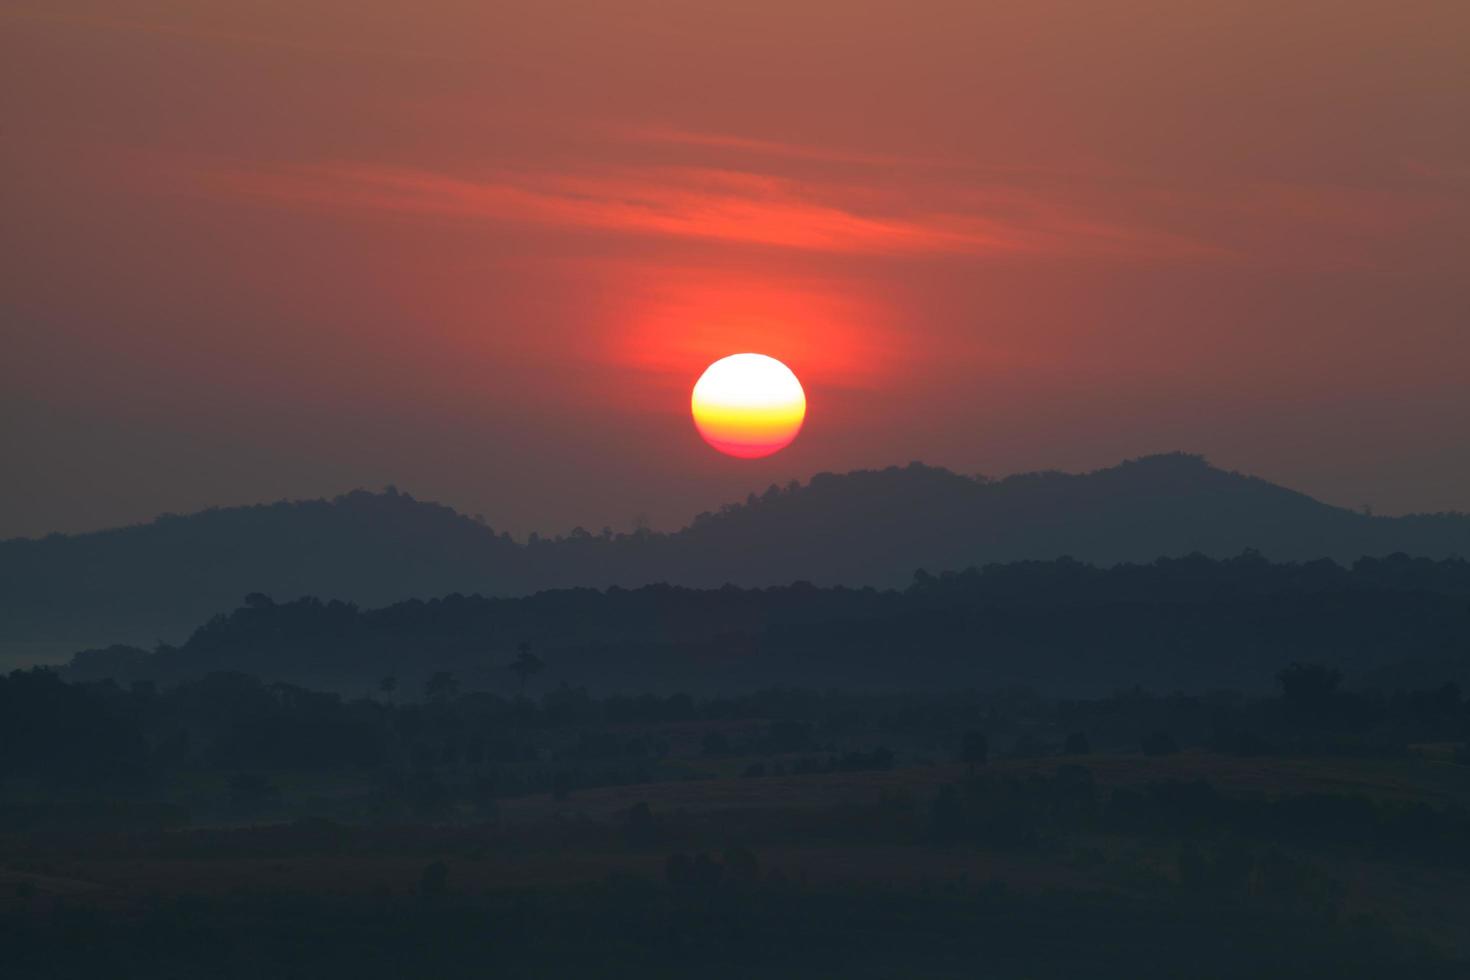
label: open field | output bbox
[5,749,1470,961]
[498,752,1470,825]
[5,671,1469,977]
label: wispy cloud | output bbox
[197,159,1212,260]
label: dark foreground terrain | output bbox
[4,665,1469,978]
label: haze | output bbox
[3,0,1467,540]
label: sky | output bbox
[3,0,1468,540]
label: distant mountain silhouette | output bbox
[0,488,523,651]
[3,453,1467,650]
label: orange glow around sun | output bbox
[691,354,806,458]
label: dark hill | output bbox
[4,454,1468,651]
[0,489,526,651]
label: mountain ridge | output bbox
[3,453,1467,651]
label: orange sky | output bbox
[3,1,1468,538]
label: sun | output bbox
[691,353,806,458]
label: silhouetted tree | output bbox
[723,844,759,885]
[690,852,725,892]
[419,861,449,900]
[767,720,812,752]
[1278,663,1342,725]
[664,852,723,893]
[701,731,731,756]
[930,784,966,842]
[1141,731,1179,756]
[508,643,544,693]
[960,731,989,770]
[424,671,458,702]
[665,852,693,889]
[624,802,658,847]
[228,771,281,814]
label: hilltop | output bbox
[3,453,1467,651]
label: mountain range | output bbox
[4,452,1467,652]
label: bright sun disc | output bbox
[691,353,806,458]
